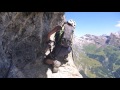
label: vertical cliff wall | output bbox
[0,12,82,78]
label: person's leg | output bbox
[63,46,72,62]
[44,53,61,73]
[44,45,62,73]
[44,54,54,65]
[44,57,61,73]
[44,58,54,65]
[52,60,61,73]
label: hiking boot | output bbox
[53,60,61,68]
[53,67,59,73]
[52,60,61,73]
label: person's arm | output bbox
[47,25,62,41]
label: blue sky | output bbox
[65,12,120,37]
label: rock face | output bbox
[0,12,82,78]
[108,32,120,47]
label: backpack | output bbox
[54,23,74,47]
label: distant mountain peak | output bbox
[74,31,120,48]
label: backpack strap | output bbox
[59,24,65,36]
[54,23,65,46]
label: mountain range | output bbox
[73,32,120,78]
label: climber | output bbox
[44,19,76,73]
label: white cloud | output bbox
[115,21,120,28]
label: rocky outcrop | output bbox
[108,32,120,47]
[0,12,82,78]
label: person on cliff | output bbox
[44,19,76,73]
